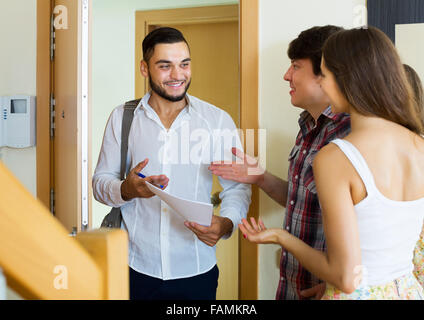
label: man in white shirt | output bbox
[92,27,251,300]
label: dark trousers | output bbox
[129,265,219,300]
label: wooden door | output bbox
[53,0,91,233]
[135,6,239,299]
[170,21,239,301]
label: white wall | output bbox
[396,23,424,91]
[258,0,366,299]
[91,0,238,228]
[0,0,37,197]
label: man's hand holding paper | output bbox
[121,158,169,201]
[144,180,213,227]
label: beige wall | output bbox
[0,0,37,197]
[91,0,238,228]
[396,23,424,89]
[258,0,366,299]
[0,0,37,300]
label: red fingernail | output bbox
[243,234,247,239]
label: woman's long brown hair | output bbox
[322,26,424,135]
[404,64,424,114]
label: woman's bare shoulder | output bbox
[316,141,345,160]
[313,141,351,173]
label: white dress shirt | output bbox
[93,92,251,280]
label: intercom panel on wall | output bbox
[0,95,36,148]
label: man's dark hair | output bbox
[287,25,343,75]
[142,27,189,63]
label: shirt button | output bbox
[303,150,307,155]
[290,200,294,205]
[162,208,168,213]
[295,175,298,180]
[286,226,290,231]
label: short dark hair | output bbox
[142,27,189,63]
[288,25,343,75]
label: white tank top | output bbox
[331,139,424,286]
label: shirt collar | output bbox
[298,105,347,136]
[184,93,196,114]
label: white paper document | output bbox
[145,182,213,226]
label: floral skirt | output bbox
[413,236,424,287]
[321,273,424,300]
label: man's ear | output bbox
[315,73,323,84]
[140,60,149,78]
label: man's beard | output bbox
[149,77,191,102]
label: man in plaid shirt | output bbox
[209,25,350,299]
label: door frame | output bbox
[36,0,53,211]
[239,0,259,301]
[37,0,259,299]
[36,0,92,232]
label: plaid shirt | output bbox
[276,106,351,300]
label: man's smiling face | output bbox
[283,58,326,111]
[142,42,192,102]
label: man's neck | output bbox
[304,103,330,124]
[148,91,188,129]
[148,92,187,114]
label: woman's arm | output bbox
[240,144,362,293]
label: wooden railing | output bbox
[0,162,128,299]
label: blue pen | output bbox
[137,172,164,189]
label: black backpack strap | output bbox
[120,99,141,180]
[101,98,141,228]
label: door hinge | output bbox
[50,13,56,61]
[50,188,55,215]
[50,93,55,138]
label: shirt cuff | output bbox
[110,180,128,207]
[220,210,242,240]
